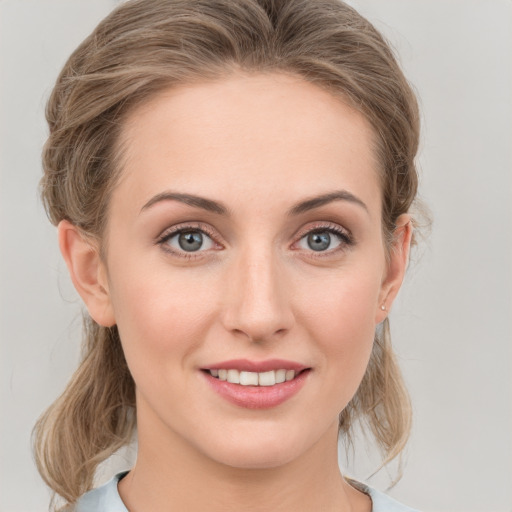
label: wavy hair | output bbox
[34,0,421,508]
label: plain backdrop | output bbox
[1,1,511,511]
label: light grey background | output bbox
[1,1,511,511]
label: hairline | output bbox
[97,69,390,260]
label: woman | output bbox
[33,0,422,510]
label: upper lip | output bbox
[202,359,310,373]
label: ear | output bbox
[375,214,413,324]
[58,220,116,327]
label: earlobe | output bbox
[375,214,413,324]
[58,220,116,327]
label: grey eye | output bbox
[178,231,204,251]
[164,230,215,253]
[297,229,344,252]
[307,232,331,251]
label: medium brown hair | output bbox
[34,0,421,507]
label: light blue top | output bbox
[75,471,420,511]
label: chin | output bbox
[198,427,312,470]
[214,446,299,470]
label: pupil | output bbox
[307,232,330,251]
[178,231,203,251]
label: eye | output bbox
[295,225,353,254]
[303,231,335,251]
[158,227,216,254]
[297,230,341,252]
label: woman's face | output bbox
[83,73,409,469]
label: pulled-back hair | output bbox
[34,0,421,508]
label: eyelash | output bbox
[155,221,354,260]
[293,222,354,258]
[156,222,220,260]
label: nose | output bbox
[221,247,294,343]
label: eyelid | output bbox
[154,220,353,259]
[293,221,353,242]
[291,221,354,254]
[155,222,224,257]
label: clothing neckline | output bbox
[75,470,419,512]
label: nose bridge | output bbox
[223,243,293,342]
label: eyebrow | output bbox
[287,190,368,216]
[141,192,229,215]
[140,189,368,216]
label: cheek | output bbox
[108,261,220,370]
[297,268,380,388]
[300,266,380,338]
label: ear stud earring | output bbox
[380,304,386,311]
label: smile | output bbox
[207,368,301,386]
[201,360,311,409]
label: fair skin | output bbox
[59,73,412,512]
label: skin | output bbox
[59,72,412,512]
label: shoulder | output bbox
[75,471,129,512]
[350,480,421,512]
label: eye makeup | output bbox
[154,219,355,262]
[155,222,223,260]
[291,221,355,260]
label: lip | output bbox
[201,361,311,410]
[202,358,309,373]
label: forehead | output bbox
[114,72,381,217]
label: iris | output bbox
[178,231,203,251]
[307,232,331,251]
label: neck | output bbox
[118,402,370,512]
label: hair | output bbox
[34,0,421,508]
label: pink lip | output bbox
[201,365,311,410]
[202,358,309,373]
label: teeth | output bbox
[239,371,259,385]
[208,369,298,386]
[227,369,240,384]
[275,369,286,384]
[258,370,275,386]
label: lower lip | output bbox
[202,370,311,409]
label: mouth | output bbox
[203,368,308,387]
[200,360,311,409]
